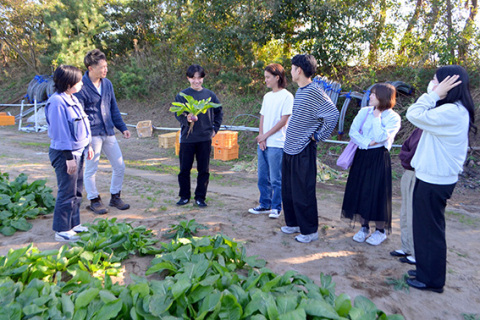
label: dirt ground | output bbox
[1,123,479,320]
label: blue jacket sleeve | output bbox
[108,82,128,133]
[46,97,73,150]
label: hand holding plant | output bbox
[170,92,221,136]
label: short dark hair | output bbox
[435,65,477,134]
[291,54,317,78]
[371,83,396,111]
[265,63,287,89]
[186,64,205,78]
[53,65,82,93]
[84,49,107,68]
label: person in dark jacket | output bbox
[46,65,94,241]
[75,49,130,214]
[390,128,422,264]
[174,64,223,207]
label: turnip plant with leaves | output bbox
[170,92,221,136]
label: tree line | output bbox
[1,0,479,81]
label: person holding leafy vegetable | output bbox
[45,65,94,241]
[173,64,223,207]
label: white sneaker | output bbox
[281,226,301,234]
[268,209,281,219]
[248,206,272,214]
[353,227,371,243]
[55,230,80,242]
[72,224,88,233]
[366,230,387,246]
[295,232,319,243]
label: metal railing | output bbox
[0,99,47,132]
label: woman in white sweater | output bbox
[405,65,477,293]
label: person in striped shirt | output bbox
[280,54,339,243]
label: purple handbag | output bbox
[336,141,358,170]
[336,110,370,170]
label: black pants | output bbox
[178,140,211,201]
[282,141,318,235]
[413,178,455,289]
[49,148,85,232]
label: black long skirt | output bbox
[341,147,392,232]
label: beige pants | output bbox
[400,170,416,257]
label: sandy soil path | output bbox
[1,126,479,320]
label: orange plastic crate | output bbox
[213,144,239,161]
[0,115,15,126]
[175,130,181,155]
[212,131,238,148]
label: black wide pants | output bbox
[178,140,211,201]
[282,141,318,235]
[413,178,455,289]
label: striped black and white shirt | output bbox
[284,82,339,155]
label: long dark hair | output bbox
[265,63,287,89]
[436,65,477,134]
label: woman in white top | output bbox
[405,65,477,293]
[341,83,401,246]
[248,63,293,218]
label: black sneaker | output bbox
[248,206,272,214]
[176,198,190,206]
[195,199,207,207]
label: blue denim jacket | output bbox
[74,72,128,136]
[45,92,90,151]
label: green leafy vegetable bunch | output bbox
[0,172,55,236]
[170,92,222,136]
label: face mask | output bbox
[427,81,435,94]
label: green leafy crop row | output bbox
[0,219,404,319]
[0,172,55,236]
[142,235,404,320]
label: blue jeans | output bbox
[84,135,126,199]
[257,146,283,211]
[49,148,85,232]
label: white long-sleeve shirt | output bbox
[349,106,401,151]
[406,92,469,185]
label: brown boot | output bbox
[86,196,109,215]
[109,191,130,210]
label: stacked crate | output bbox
[0,112,15,126]
[158,131,177,148]
[212,131,239,161]
[158,131,181,155]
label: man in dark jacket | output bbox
[175,64,223,207]
[75,49,130,214]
